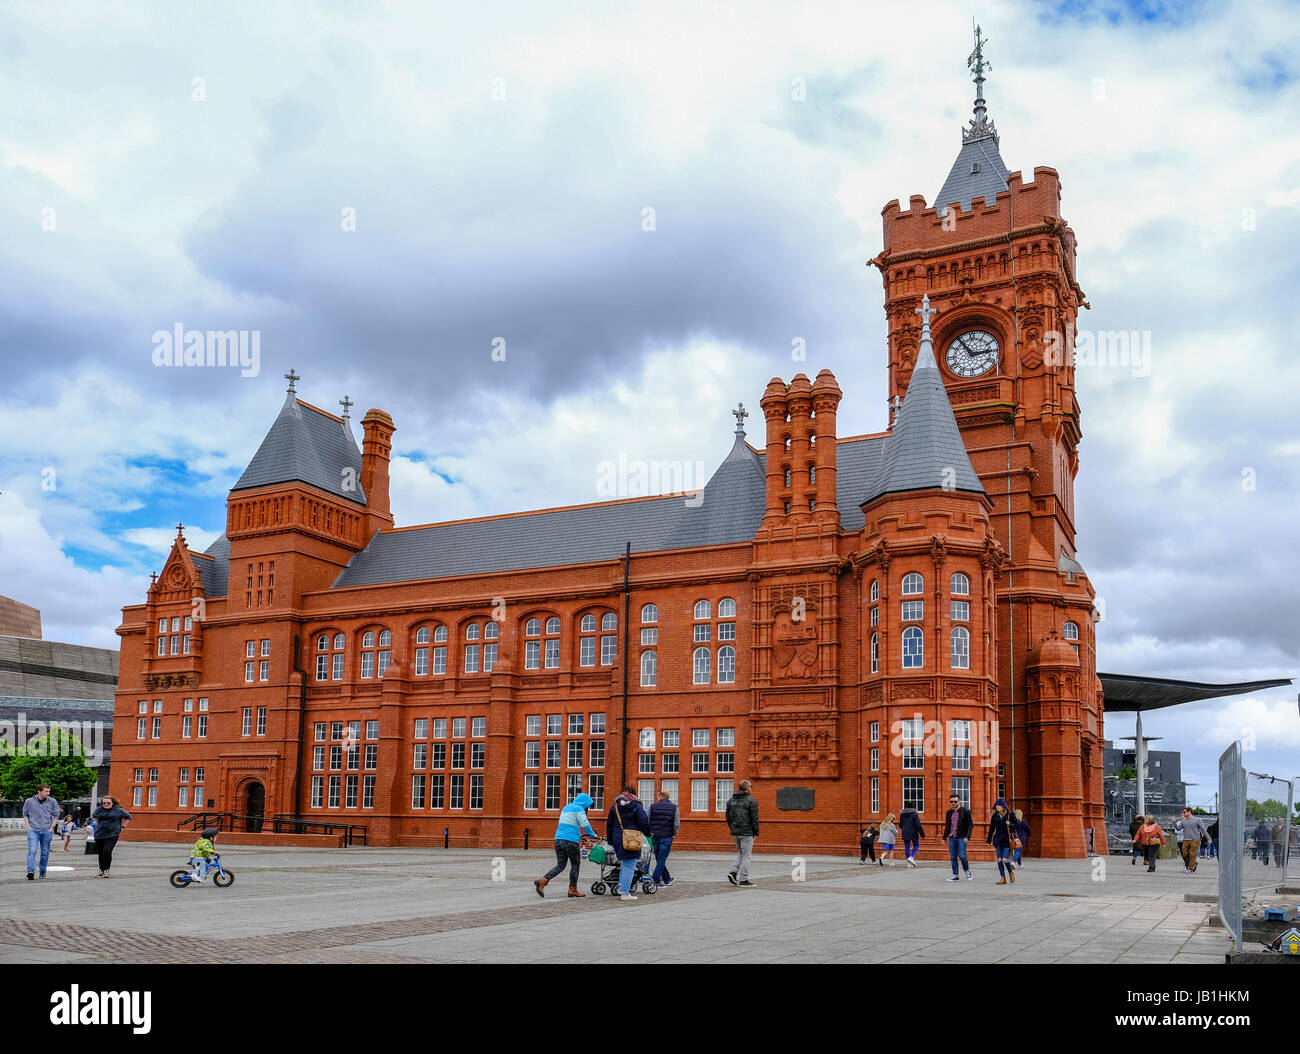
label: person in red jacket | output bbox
[1135,815,1166,872]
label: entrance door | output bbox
[245,781,265,833]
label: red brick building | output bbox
[112,51,1106,858]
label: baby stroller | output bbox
[586,837,658,896]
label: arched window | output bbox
[580,613,597,667]
[808,464,816,484]
[641,604,658,624]
[581,614,597,633]
[869,580,879,602]
[483,622,498,671]
[784,467,792,487]
[316,632,345,681]
[902,626,924,669]
[950,573,970,595]
[525,618,540,637]
[527,615,561,670]
[1064,621,1079,640]
[360,628,390,679]
[484,622,499,640]
[464,623,480,674]
[693,600,711,620]
[600,614,617,666]
[414,625,435,676]
[693,646,711,685]
[718,645,736,684]
[901,573,924,596]
[601,612,617,631]
[641,650,657,687]
[546,616,561,636]
[951,627,970,670]
[415,627,430,644]
[434,625,447,643]
[718,598,736,618]
[870,633,879,674]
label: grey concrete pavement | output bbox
[0,834,1229,964]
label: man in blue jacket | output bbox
[535,792,599,898]
[648,790,680,887]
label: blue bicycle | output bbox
[169,852,235,888]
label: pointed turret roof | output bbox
[862,296,985,505]
[935,23,1010,213]
[663,409,765,549]
[233,391,368,505]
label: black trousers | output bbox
[97,836,119,873]
[542,839,581,885]
[1143,843,1159,868]
[860,840,876,862]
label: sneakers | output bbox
[727,872,738,886]
[662,877,675,887]
[946,875,961,882]
[965,871,973,880]
[906,858,917,868]
[620,894,638,902]
[738,880,755,887]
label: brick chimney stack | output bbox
[361,409,396,535]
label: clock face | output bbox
[945,330,1000,378]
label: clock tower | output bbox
[870,27,1106,855]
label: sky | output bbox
[1,0,1297,806]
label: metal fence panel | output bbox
[1218,742,1244,945]
[1244,771,1292,894]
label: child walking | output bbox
[878,814,898,866]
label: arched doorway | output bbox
[245,781,265,833]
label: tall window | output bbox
[870,633,879,673]
[464,622,480,674]
[241,708,252,736]
[484,621,499,672]
[580,614,597,667]
[903,776,925,812]
[951,776,971,809]
[1064,621,1079,655]
[601,612,617,665]
[951,627,970,669]
[871,777,879,813]
[717,645,736,684]
[902,626,924,669]
[544,617,561,668]
[693,647,711,685]
[901,572,924,595]
[950,572,970,595]
[869,579,879,602]
[315,632,346,680]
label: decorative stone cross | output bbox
[733,402,749,436]
[339,395,353,422]
[284,368,300,394]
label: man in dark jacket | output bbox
[725,780,759,887]
[899,807,926,868]
[648,790,680,887]
[943,793,974,882]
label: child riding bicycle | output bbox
[187,828,220,882]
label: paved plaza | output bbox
[1,834,1229,964]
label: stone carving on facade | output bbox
[770,589,819,681]
[750,712,840,778]
[144,672,199,690]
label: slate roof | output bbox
[861,321,985,506]
[935,133,1010,213]
[233,395,367,505]
[330,433,892,587]
[196,534,230,598]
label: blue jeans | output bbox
[948,837,969,875]
[1012,847,1023,865]
[995,844,1012,875]
[1210,839,1219,858]
[651,837,673,884]
[618,857,638,895]
[27,830,53,874]
[904,837,919,860]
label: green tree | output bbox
[1117,766,1137,780]
[0,728,97,803]
[1246,798,1290,822]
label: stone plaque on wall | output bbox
[776,786,815,811]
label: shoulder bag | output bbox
[614,798,643,852]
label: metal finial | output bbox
[284,368,300,394]
[962,21,998,144]
[339,395,353,422]
[732,402,749,436]
[176,522,185,538]
[915,294,938,338]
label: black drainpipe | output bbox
[620,541,631,789]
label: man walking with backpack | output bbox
[725,779,759,887]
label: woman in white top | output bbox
[878,813,899,866]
